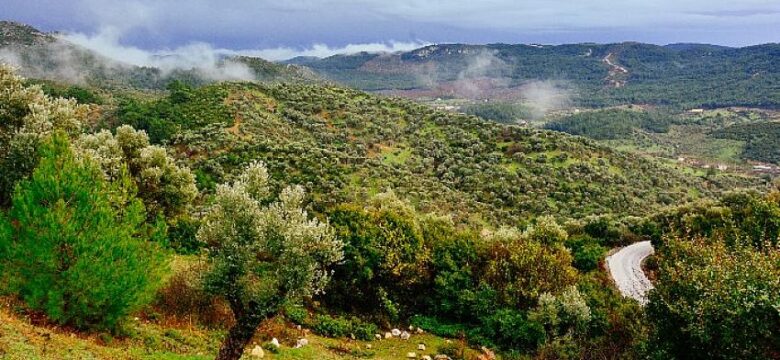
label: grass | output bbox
[0,297,478,359]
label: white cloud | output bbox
[233,41,430,61]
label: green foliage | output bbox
[310,314,378,341]
[166,216,202,254]
[481,227,578,308]
[0,135,166,332]
[114,83,232,143]
[197,161,343,357]
[650,191,780,249]
[647,236,780,359]
[30,80,103,104]
[545,109,675,140]
[324,194,431,320]
[461,102,534,124]
[168,81,712,226]
[713,121,780,164]
[0,65,86,205]
[76,125,198,219]
[563,234,608,272]
[295,42,780,108]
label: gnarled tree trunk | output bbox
[215,311,266,360]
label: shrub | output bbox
[312,315,353,338]
[0,135,166,332]
[154,261,233,329]
[647,236,780,359]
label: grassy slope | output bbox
[0,297,477,359]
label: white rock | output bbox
[400,331,411,340]
[391,328,402,336]
[384,332,393,339]
[250,345,265,358]
[366,344,372,349]
[416,327,425,334]
[375,333,382,340]
[434,355,452,360]
[406,352,417,358]
[270,338,280,348]
[295,338,309,348]
[421,356,433,360]
[418,343,426,351]
[409,325,415,331]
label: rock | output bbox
[296,325,302,330]
[421,356,433,360]
[391,328,402,336]
[295,338,309,348]
[416,327,425,334]
[250,345,265,358]
[400,331,411,340]
[406,352,417,358]
[350,333,356,340]
[366,344,372,349]
[417,343,426,351]
[434,355,452,360]
[270,338,280,348]
[375,333,382,340]
[409,325,415,331]
[479,346,496,360]
[384,332,393,339]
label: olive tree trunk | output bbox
[215,311,266,360]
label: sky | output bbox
[3,0,779,60]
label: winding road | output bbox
[606,241,654,305]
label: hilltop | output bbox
[287,42,780,109]
[0,21,321,89]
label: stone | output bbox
[384,332,393,339]
[421,356,432,360]
[406,352,417,358]
[366,344,372,349]
[434,355,452,360]
[418,343,426,351]
[391,328,402,336]
[250,345,265,358]
[375,333,382,340]
[295,338,309,348]
[270,338,280,348]
[416,327,425,334]
[409,325,415,331]
[400,331,411,340]
[479,346,496,360]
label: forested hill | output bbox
[286,42,780,108]
[0,21,321,89]
[109,81,754,226]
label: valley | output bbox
[1,16,779,360]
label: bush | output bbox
[566,236,607,272]
[312,314,353,338]
[311,314,378,341]
[0,135,166,332]
[154,261,233,329]
[167,216,202,254]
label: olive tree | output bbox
[0,65,87,205]
[76,125,198,218]
[197,161,343,360]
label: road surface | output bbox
[606,241,654,305]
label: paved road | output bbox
[606,241,654,305]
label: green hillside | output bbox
[99,81,758,228]
[288,42,780,108]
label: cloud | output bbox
[519,80,572,119]
[235,41,429,61]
